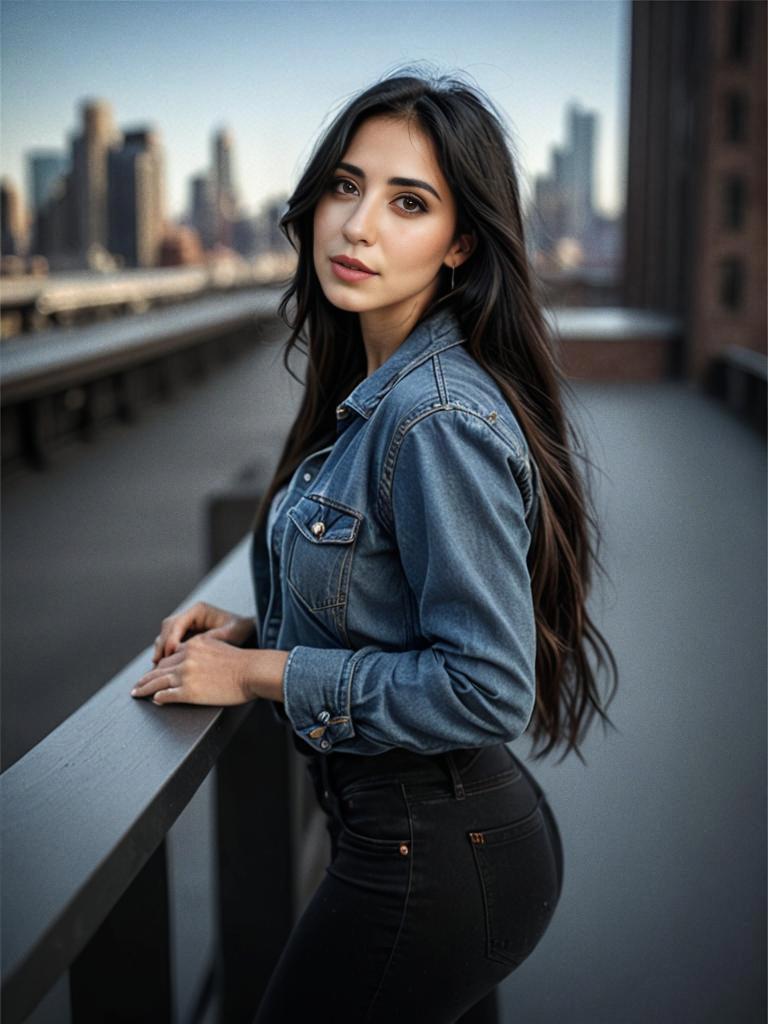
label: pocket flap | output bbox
[287,495,362,545]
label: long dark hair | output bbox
[254,67,618,762]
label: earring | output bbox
[451,263,455,290]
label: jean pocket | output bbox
[336,783,412,857]
[468,797,560,967]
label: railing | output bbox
[0,288,283,469]
[1,519,326,1024]
[706,344,767,436]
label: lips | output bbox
[330,255,377,274]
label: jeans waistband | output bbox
[308,744,520,804]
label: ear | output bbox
[445,231,476,271]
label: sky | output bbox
[1,0,630,222]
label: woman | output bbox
[131,70,617,1023]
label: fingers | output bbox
[153,602,207,663]
[131,671,176,700]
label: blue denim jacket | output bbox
[249,304,540,757]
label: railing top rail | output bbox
[1,533,256,1023]
[719,344,768,378]
[545,307,683,340]
[0,287,284,404]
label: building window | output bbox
[724,92,749,143]
[719,257,745,310]
[726,0,752,62]
[722,175,747,230]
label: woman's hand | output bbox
[152,601,255,665]
[131,635,289,706]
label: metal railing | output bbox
[0,289,283,469]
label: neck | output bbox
[359,290,436,377]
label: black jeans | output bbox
[253,743,563,1024]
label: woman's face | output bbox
[313,114,472,327]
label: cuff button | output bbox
[319,739,331,750]
[318,710,331,724]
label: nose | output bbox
[342,197,377,246]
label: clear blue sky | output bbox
[1,0,629,221]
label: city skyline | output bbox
[1,0,629,222]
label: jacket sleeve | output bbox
[281,408,538,755]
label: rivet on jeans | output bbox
[399,843,409,856]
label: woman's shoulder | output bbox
[381,340,531,463]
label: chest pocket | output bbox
[285,494,363,644]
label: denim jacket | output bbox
[249,304,540,758]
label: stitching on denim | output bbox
[307,493,365,519]
[404,768,522,805]
[286,577,345,611]
[378,405,527,530]
[432,351,448,404]
[364,782,415,1023]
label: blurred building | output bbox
[158,223,204,266]
[212,127,239,248]
[624,0,766,381]
[189,174,217,251]
[107,127,165,267]
[253,194,290,255]
[27,152,69,216]
[33,171,77,268]
[27,151,69,257]
[1,177,27,257]
[71,98,121,261]
[529,101,621,275]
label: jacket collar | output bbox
[341,304,465,421]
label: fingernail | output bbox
[130,688,139,696]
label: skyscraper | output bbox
[212,127,239,247]
[1,177,26,257]
[27,152,69,214]
[71,98,119,261]
[189,174,217,251]
[107,128,165,267]
[565,103,597,240]
[529,102,600,266]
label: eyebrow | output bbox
[336,161,442,202]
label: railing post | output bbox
[214,699,296,1022]
[69,839,172,1023]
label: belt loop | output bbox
[444,751,466,800]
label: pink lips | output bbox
[330,255,378,283]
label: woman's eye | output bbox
[394,194,427,215]
[331,177,358,195]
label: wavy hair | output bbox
[254,67,619,762]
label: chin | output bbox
[321,280,375,313]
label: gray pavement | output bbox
[2,329,765,1022]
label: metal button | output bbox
[303,472,312,482]
[317,710,331,724]
[319,739,331,750]
[399,843,409,856]
[311,521,326,538]
[336,405,349,419]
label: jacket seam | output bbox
[377,404,527,531]
[432,351,449,404]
